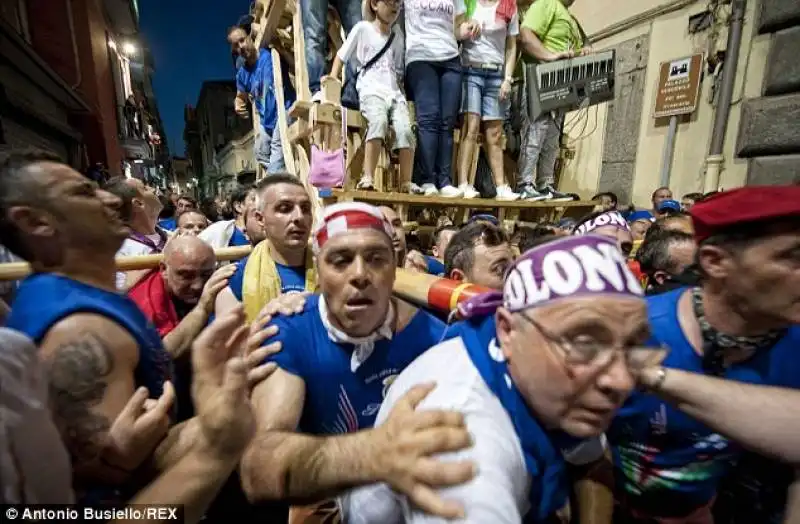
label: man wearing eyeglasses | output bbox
[341,234,656,522]
[607,186,800,524]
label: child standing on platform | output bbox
[456,0,520,201]
[324,0,415,193]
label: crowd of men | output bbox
[0,147,798,524]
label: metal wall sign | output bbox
[653,53,704,118]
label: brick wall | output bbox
[736,0,800,184]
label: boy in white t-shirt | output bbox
[324,0,415,193]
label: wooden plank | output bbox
[292,1,312,101]
[325,189,594,211]
[289,100,365,128]
[253,0,286,51]
[271,48,297,176]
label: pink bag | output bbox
[308,105,347,189]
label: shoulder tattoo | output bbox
[45,333,116,465]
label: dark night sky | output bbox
[138,0,248,157]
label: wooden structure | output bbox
[246,0,596,224]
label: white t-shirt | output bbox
[115,233,163,290]
[337,21,405,101]
[461,2,519,66]
[339,337,607,523]
[404,0,466,65]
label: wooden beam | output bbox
[289,100,365,128]
[271,48,297,176]
[322,189,594,211]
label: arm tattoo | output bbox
[45,333,115,467]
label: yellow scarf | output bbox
[242,240,317,323]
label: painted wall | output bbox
[557,0,770,206]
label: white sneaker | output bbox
[421,183,438,196]
[356,176,374,190]
[496,185,520,201]
[459,184,480,199]
[439,185,464,198]
[405,183,424,195]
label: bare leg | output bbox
[483,121,505,188]
[456,113,481,187]
[363,139,382,184]
[397,148,413,190]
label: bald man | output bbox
[129,236,236,420]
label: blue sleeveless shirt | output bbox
[456,315,582,523]
[266,295,447,434]
[6,273,172,397]
[608,288,800,513]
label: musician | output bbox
[517,0,588,202]
[342,234,649,522]
[240,202,475,522]
[606,186,800,523]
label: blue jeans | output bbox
[301,0,361,94]
[256,128,286,173]
[406,57,462,188]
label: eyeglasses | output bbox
[517,310,669,371]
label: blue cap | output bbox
[468,213,499,226]
[658,199,682,212]
[628,210,655,223]
[558,217,577,229]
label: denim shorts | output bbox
[461,67,508,121]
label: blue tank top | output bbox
[425,255,446,277]
[608,288,800,513]
[228,226,249,247]
[6,273,172,397]
[157,217,177,232]
[267,295,447,434]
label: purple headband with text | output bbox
[573,211,630,235]
[457,234,644,319]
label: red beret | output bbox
[690,185,800,242]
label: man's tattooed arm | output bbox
[38,314,141,485]
[45,333,115,468]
